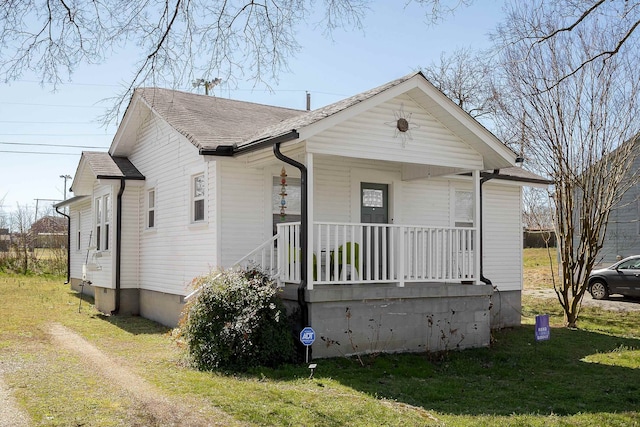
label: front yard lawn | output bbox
[0,273,638,426]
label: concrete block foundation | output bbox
[283,282,494,359]
[489,289,522,329]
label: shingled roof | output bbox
[81,152,145,180]
[240,72,421,146]
[135,87,306,150]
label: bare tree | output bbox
[522,188,554,232]
[498,0,640,88]
[0,1,369,118]
[0,0,473,121]
[494,1,640,327]
[10,203,36,274]
[412,0,475,23]
[421,47,494,120]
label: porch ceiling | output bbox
[401,164,465,181]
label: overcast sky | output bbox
[0,0,503,218]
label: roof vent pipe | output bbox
[306,91,311,111]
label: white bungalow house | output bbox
[56,72,548,358]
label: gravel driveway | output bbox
[524,288,640,312]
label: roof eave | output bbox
[199,130,300,157]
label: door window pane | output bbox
[362,189,384,208]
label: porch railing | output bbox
[277,222,476,287]
[234,233,280,278]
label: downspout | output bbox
[479,169,500,285]
[112,178,126,315]
[273,143,309,330]
[55,206,71,284]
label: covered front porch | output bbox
[239,221,478,288]
[210,72,524,357]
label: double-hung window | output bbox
[454,190,474,228]
[76,212,81,251]
[95,197,102,250]
[104,195,111,250]
[95,194,111,251]
[192,174,205,222]
[454,190,474,250]
[147,189,156,228]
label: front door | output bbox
[361,183,389,280]
[361,183,388,224]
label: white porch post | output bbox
[306,152,314,290]
[473,169,481,284]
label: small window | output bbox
[95,194,111,251]
[95,197,102,250]
[454,190,474,227]
[104,194,111,251]
[147,189,156,228]
[362,189,384,208]
[77,212,81,251]
[193,174,205,222]
[454,190,474,250]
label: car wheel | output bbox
[590,280,609,300]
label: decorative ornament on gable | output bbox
[385,103,420,147]
[279,167,287,220]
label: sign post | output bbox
[299,327,315,363]
[535,314,550,341]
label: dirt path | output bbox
[47,323,242,427]
[0,373,30,427]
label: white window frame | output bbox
[454,189,474,228]
[76,211,81,251]
[104,194,111,251]
[95,194,111,251]
[147,188,156,229]
[192,173,206,223]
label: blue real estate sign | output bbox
[300,327,315,346]
[535,314,550,341]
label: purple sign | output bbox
[535,314,550,341]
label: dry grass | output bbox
[523,247,557,289]
[2,264,639,427]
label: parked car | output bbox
[588,255,640,300]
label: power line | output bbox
[0,120,99,124]
[0,141,108,149]
[15,79,122,88]
[0,150,83,156]
[0,102,105,108]
[0,133,108,137]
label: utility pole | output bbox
[34,198,62,221]
[60,174,72,200]
[193,78,222,95]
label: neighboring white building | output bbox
[57,72,548,358]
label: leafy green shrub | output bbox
[180,267,295,371]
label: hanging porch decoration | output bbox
[279,167,287,220]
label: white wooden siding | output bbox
[401,177,451,227]
[483,183,523,291]
[129,114,217,295]
[219,158,266,266]
[120,185,140,289]
[87,183,114,288]
[69,199,92,281]
[314,157,355,223]
[307,94,484,170]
